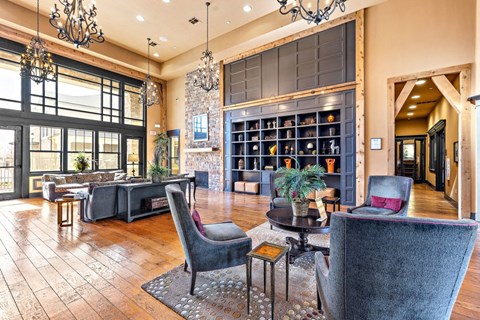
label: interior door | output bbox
[436,129,446,191]
[395,136,426,183]
[0,126,21,200]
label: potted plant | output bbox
[275,159,326,217]
[73,153,91,172]
[154,132,169,167]
[148,153,168,183]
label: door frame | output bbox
[0,125,22,200]
[387,64,472,219]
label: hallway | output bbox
[408,183,458,219]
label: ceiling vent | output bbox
[417,100,437,105]
[189,17,200,24]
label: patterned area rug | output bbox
[141,222,329,320]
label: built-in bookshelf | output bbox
[224,90,356,205]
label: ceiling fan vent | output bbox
[189,17,199,24]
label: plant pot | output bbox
[152,175,162,183]
[292,200,309,217]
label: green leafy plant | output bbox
[275,158,326,203]
[154,132,169,166]
[148,152,168,181]
[73,153,91,172]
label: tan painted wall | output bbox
[425,98,459,202]
[475,0,480,216]
[365,0,475,209]
[166,76,186,173]
[395,118,428,137]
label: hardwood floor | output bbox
[0,184,477,320]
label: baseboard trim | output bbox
[443,194,458,209]
[470,212,480,221]
[424,181,436,190]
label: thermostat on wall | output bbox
[149,130,158,135]
[370,138,382,150]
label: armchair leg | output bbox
[317,290,322,310]
[189,270,197,295]
[184,260,188,272]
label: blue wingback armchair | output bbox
[316,212,477,320]
[165,184,252,295]
[347,175,413,216]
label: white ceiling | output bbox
[10,0,281,62]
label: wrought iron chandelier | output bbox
[20,0,56,84]
[139,38,161,107]
[193,2,219,92]
[49,0,105,48]
[277,0,347,25]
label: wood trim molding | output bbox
[395,80,415,117]
[387,64,473,219]
[222,82,357,111]
[355,9,365,206]
[0,24,166,85]
[185,148,219,153]
[223,12,357,65]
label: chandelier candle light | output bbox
[20,0,56,84]
[139,38,161,107]
[49,0,105,48]
[277,0,347,25]
[193,2,219,92]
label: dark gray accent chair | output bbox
[165,184,252,295]
[316,212,477,320]
[269,172,290,210]
[347,175,413,216]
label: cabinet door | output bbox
[340,90,356,205]
[245,55,261,101]
[261,49,278,98]
[296,35,317,91]
[278,42,296,95]
[318,24,346,87]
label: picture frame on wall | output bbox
[193,113,208,141]
[454,141,459,163]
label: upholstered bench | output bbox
[234,181,246,193]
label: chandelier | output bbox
[49,0,105,48]
[20,0,56,84]
[139,38,161,107]
[277,0,347,25]
[193,2,219,92]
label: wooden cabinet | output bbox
[223,21,356,106]
[224,90,356,205]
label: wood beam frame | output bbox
[395,80,416,117]
[387,64,472,219]
[355,9,365,205]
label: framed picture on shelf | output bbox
[453,141,459,163]
[193,113,208,141]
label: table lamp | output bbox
[127,153,139,176]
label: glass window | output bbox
[124,84,144,126]
[126,138,141,176]
[98,131,120,169]
[67,129,94,171]
[0,50,22,111]
[168,132,180,175]
[30,126,62,172]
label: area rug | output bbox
[142,222,329,319]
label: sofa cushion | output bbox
[351,206,397,216]
[203,222,248,241]
[55,183,84,193]
[52,176,66,185]
[100,172,116,182]
[114,173,127,181]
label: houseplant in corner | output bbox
[154,132,169,167]
[148,153,168,183]
[275,158,326,217]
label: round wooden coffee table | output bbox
[266,207,330,263]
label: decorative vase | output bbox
[284,158,292,169]
[269,145,277,155]
[152,175,162,183]
[326,158,335,173]
[292,200,309,217]
[329,127,336,136]
[327,114,335,123]
[238,158,245,170]
[287,129,293,139]
[238,134,244,141]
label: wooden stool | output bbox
[56,197,84,227]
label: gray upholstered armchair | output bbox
[165,184,252,295]
[347,175,413,216]
[316,212,477,320]
[269,172,290,209]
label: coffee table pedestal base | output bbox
[286,233,329,263]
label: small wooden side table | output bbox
[322,196,341,213]
[246,241,289,320]
[55,197,84,227]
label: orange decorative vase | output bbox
[284,158,292,169]
[326,158,335,173]
[327,114,335,123]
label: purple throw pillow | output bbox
[191,209,206,236]
[371,195,386,208]
[371,195,402,212]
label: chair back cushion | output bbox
[327,212,477,319]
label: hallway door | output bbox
[395,136,425,183]
[0,126,22,200]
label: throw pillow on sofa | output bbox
[114,173,127,181]
[52,176,66,185]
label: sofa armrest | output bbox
[43,181,56,201]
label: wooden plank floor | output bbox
[0,184,477,320]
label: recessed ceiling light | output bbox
[416,79,426,85]
[173,46,177,49]
[411,95,421,99]
[409,105,417,109]
[407,112,414,116]
[153,53,159,57]
[136,15,145,22]
[162,0,170,3]
[159,36,168,42]
[226,20,231,24]
[243,4,252,12]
